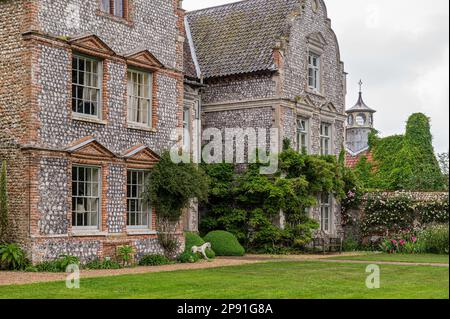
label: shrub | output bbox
[139,254,171,266]
[184,232,216,259]
[203,231,245,256]
[342,237,359,252]
[84,258,121,270]
[58,255,80,270]
[177,251,200,263]
[35,255,80,273]
[117,245,134,267]
[36,261,61,272]
[418,224,449,254]
[0,243,28,270]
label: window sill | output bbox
[73,114,107,125]
[71,230,108,237]
[126,229,157,236]
[127,122,156,132]
[95,10,134,27]
[306,89,325,98]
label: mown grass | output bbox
[0,261,448,299]
[329,253,449,264]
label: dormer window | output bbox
[101,0,128,18]
[308,52,321,92]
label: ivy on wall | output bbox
[354,113,446,191]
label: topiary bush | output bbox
[139,254,171,266]
[184,232,216,259]
[203,231,245,256]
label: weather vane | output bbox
[358,79,363,93]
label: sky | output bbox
[183,0,450,154]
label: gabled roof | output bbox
[186,0,300,79]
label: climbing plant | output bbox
[356,113,445,191]
[0,161,8,243]
[200,146,353,253]
[145,151,209,258]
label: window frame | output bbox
[319,194,332,233]
[308,51,321,93]
[126,169,151,230]
[100,0,128,19]
[320,122,332,156]
[183,103,191,153]
[71,165,102,230]
[71,54,103,120]
[297,117,310,154]
[127,68,153,128]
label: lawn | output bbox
[0,261,448,299]
[328,253,449,264]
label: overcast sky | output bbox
[183,0,449,154]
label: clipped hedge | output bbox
[203,231,245,256]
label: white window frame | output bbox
[127,169,151,229]
[127,68,153,128]
[101,0,126,18]
[320,194,332,233]
[183,103,191,153]
[72,54,103,120]
[72,165,101,230]
[297,117,309,154]
[320,122,332,155]
[308,52,321,93]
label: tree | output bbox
[438,152,449,190]
[145,152,209,258]
[0,161,8,243]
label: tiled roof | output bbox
[186,0,299,79]
[184,37,198,79]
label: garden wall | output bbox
[343,191,449,244]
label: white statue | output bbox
[191,242,212,260]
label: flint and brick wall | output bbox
[1,0,187,262]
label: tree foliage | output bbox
[145,151,210,257]
[356,113,445,191]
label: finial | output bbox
[358,79,363,93]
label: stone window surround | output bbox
[306,33,327,97]
[297,116,310,154]
[319,121,333,156]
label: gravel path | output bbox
[0,252,414,287]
